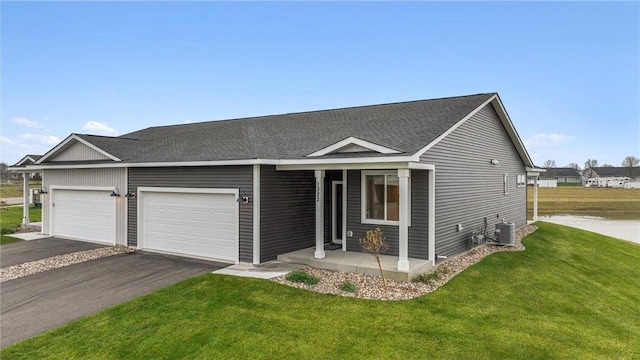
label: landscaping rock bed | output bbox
[1,246,136,282]
[272,224,538,301]
[14,225,42,233]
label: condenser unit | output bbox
[495,222,515,245]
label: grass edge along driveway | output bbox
[2,222,639,360]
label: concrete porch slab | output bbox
[277,247,434,282]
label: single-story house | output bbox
[12,93,543,276]
[585,166,640,181]
[541,167,581,185]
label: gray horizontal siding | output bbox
[127,166,253,262]
[421,103,527,258]
[260,165,316,262]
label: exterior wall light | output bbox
[237,190,249,204]
[490,159,500,165]
[124,190,137,199]
[39,186,48,194]
[110,187,121,197]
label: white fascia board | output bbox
[24,155,421,171]
[35,134,121,164]
[15,155,36,166]
[490,96,535,168]
[307,136,401,157]
[414,95,496,159]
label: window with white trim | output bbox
[362,171,410,225]
[517,174,526,188]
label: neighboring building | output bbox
[12,93,542,277]
[585,167,640,181]
[542,167,581,185]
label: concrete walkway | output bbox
[539,215,640,244]
[0,197,23,205]
[213,261,306,279]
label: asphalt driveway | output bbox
[1,239,227,348]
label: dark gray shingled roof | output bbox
[593,167,639,178]
[53,93,498,163]
[545,168,580,177]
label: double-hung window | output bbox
[362,171,409,225]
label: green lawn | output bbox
[0,206,42,244]
[2,222,639,359]
[0,182,42,198]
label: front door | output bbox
[332,181,343,243]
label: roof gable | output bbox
[14,154,41,166]
[307,137,402,157]
[36,134,122,164]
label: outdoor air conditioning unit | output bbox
[495,222,515,245]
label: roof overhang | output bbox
[35,134,122,164]
[526,167,547,176]
[414,93,535,168]
[19,155,435,171]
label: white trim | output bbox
[342,169,347,252]
[22,174,30,225]
[307,137,401,157]
[428,169,435,265]
[124,167,128,245]
[361,171,398,226]
[253,164,261,265]
[314,170,325,259]
[49,185,118,245]
[15,155,38,166]
[137,186,240,264]
[397,168,410,271]
[415,95,495,159]
[21,157,433,171]
[35,134,121,164]
[490,96,535,168]
[504,174,510,195]
[331,181,343,244]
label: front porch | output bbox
[277,247,434,282]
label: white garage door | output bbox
[140,191,238,262]
[53,189,116,245]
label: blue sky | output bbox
[1,1,638,168]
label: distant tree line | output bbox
[542,155,640,179]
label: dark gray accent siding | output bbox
[127,166,253,262]
[260,165,316,262]
[421,104,527,257]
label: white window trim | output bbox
[504,174,510,195]
[361,170,411,226]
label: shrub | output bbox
[286,270,319,285]
[338,280,357,293]
[359,227,389,290]
[1,228,16,235]
[412,264,454,284]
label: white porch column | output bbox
[22,173,30,226]
[342,169,347,252]
[533,175,539,221]
[397,168,410,271]
[428,169,436,265]
[314,170,325,259]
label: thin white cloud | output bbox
[82,121,118,136]
[523,133,572,148]
[0,136,15,145]
[12,117,44,129]
[20,133,62,145]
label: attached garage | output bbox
[137,187,239,263]
[50,187,116,245]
